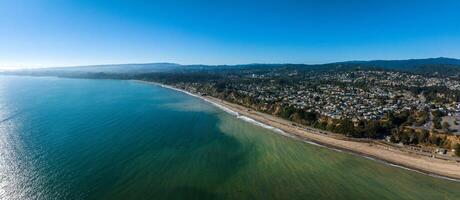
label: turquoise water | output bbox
[0,75,459,200]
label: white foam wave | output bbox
[153,82,293,137]
[236,115,290,136]
[139,81,460,183]
[158,84,240,116]
[203,99,239,116]
[302,140,327,148]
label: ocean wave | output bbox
[157,83,240,116]
[154,82,339,148]
[202,99,239,116]
[302,140,327,148]
[236,115,290,136]
[141,81,460,183]
[153,82,292,136]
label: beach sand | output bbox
[142,81,460,181]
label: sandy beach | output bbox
[143,81,460,181]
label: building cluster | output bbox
[174,70,460,122]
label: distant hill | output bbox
[334,57,460,72]
[334,57,460,76]
[3,57,460,77]
[0,62,186,76]
[229,57,460,73]
[41,62,183,73]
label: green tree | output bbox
[326,123,335,132]
[442,121,450,131]
[336,119,355,136]
[418,129,429,144]
[365,120,379,138]
[455,144,460,157]
[429,134,441,146]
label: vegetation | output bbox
[455,144,460,157]
[6,59,460,150]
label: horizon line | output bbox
[1,56,458,70]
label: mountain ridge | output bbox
[3,57,460,75]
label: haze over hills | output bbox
[7,62,181,73]
[335,57,460,70]
[3,57,460,75]
[2,1,460,199]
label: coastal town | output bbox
[142,66,460,159]
[220,70,460,121]
[4,61,460,180]
[3,1,460,198]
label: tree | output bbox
[442,121,450,131]
[429,134,441,146]
[336,119,355,136]
[455,144,460,157]
[433,120,442,129]
[399,131,410,144]
[326,123,335,132]
[415,111,429,126]
[304,111,318,123]
[390,135,398,143]
[279,106,296,119]
[313,121,327,130]
[365,120,379,138]
[418,129,429,144]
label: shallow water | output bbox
[0,75,459,199]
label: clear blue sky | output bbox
[1,0,459,68]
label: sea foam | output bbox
[147,81,460,183]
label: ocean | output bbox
[0,75,459,199]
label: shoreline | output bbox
[136,80,460,182]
